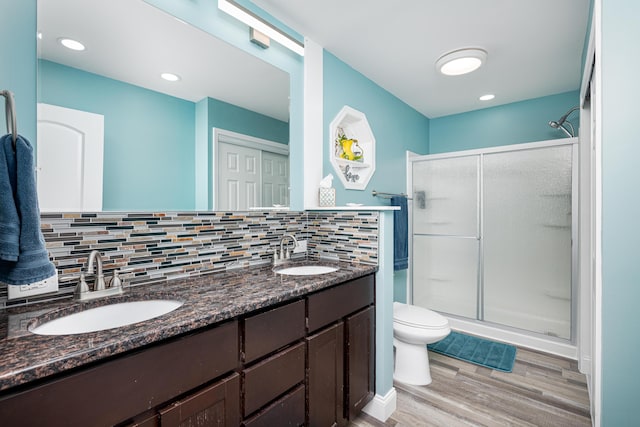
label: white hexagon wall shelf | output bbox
[329,106,376,190]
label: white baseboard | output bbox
[579,355,592,376]
[362,387,397,422]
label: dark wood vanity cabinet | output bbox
[345,306,375,420]
[0,321,239,427]
[0,273,375,427]
[241,274,375,427]
[307,322,346,427]
[307,275,375,427]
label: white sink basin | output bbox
[275,265,339,276]
[30,300,184,335]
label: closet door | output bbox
[412,155,479,318]
[482,145,573,339]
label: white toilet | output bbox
[393,301,451,386]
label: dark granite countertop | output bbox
[0,260,377,393]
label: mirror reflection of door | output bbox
[214,129,289,211]
[217,143,260,210]
[262,151,289,207]
[36,103,104,212]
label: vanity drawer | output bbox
[242,341,305,417]
[307,274,374,333]
[0,321,239,427]
[243,299,305,363]
[242,384,305,427]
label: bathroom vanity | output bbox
[0,262,376,426]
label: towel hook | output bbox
[1,90,18,151]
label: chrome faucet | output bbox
[87,250,106,291]
[274,234,298,265]
[75,250,124,301]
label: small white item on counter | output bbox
[318,174,336,207]
[319,174,334,188]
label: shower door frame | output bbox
[407,138,579,350]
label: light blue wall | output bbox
[600,0,640,424]
[376,212,398,398]
[0,0,36,142]
[39,60,196,210]
[429,91,580,153]
[207,97,288,145]
[39,61,288,211]
[322,53,430,393]
[323,51,430,205]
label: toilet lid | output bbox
[393,303,449,329]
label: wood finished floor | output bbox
[350,346,592,427]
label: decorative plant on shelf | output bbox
[335,129,364,162]
[329,106,375,190]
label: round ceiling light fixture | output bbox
[160,72,181,82]
[436,48,487,76]
[479,94,495,101]
[58,37,86,51]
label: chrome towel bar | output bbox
[372,190,412,200]
[1,89,18,151]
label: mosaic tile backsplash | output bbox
[0,211,379,308]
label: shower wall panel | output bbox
[483,146,572,339]
[412,156,479,318]
[412,156,478,236]
[410,141,574,340]
[413,235,478,318]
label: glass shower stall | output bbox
[409,139,576,341]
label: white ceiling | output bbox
[37,0,291,122]
[252,0,591,118]
[38,0,591,122]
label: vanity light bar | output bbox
[218,0,304,56]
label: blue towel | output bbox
[0,135,20,260]
[391,195,408,271]
[0,134,56,285]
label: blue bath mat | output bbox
[427,331,517,372]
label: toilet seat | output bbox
[393,302,448,330]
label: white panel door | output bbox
[262,151,289,207]
[36,103,104,212]
[217,142,260,210]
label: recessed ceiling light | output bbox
[58,38,85,51]
[160,73,181,82]
[479,94,495,101]
[436,48,487,76]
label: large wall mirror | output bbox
[37,0,290,212]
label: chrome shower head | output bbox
[556,106,579,126]
[549,120,573,138]
[549,106,579,138]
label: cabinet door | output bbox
[306,322,347,427]
[345,307,375,420]
[159,373,240,427]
